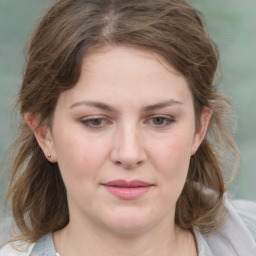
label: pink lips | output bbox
[102,180,153,200]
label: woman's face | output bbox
[37,46,210,234]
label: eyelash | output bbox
[81,117,110,129]
[80,115,175,129]
[145,115,175,128]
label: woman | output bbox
[1,0,256,255]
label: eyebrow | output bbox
[69,99,183,112]
[142,99,183,111]
[70,101,115,111]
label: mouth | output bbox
[101,180,154,200]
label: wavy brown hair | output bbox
[6,0,239,242]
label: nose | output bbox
[110,123,147,169]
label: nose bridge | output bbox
[121,122,140,152]
[111,119,146,168]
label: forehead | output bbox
[57,45,193,110]
[82,45,182,80]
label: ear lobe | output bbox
[25,113,57,162]
[191,107,212,155]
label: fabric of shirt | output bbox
[1,199,256,256]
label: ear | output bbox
[25,113,57,162]
[191,107,212,155]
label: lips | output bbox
[102,180,154,200]
[104,180,152,187]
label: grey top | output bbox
[29,233,58,256]
[1,199,256,256]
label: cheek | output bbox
[145,132,194,212]
[53,136,108,204]
[53,132,109,180]
[150,131,194,181]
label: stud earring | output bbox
[48,153,51,158]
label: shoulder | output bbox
[0,242,34,256]
[231,199,256,240]
[195,198,256,256]
[0,216,34,255]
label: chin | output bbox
[98,210,161,235]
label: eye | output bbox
[146,115,175,127]
[81,117,110,129]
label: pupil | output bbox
[92,119,101,125]
[154,118,164,125]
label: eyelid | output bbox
[80,116,112,129]
[145,115,175,127]
[79,114,175,130]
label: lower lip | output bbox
[103,185,152,200]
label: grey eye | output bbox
[81,118,108,128]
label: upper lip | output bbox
[102,180,153,188]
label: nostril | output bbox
[115,161,122,166]
[115,160,143,169]
[110,135,147,169]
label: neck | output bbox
[54,215,196,256]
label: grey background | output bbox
[0,0,256,213]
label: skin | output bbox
[26,45,211,256]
